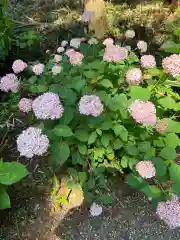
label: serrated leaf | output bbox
[71,152,84,165]
[146,68,162,76]
[167,119,180,133]
[138,142,151,153]
[160,40,180,53]
[158,96,176,110]
[58,87,77,105]
[160,147,177,160]
[52,125,73,137]
[170,183,180,196]
[0,186,10,209]
[59,107,74,124]
[101,133,110,147]
[125,144,139,156]
[94,148,105,160]
[113,139,123,150]
[107,151,115,160]
[169,163,180,184]
[113,124,128,142]
[130,86,151,101]
[100,120,113,130]
[50,142,70,165]
[69,78,86,92]
[78,144,87,155]
[100,79,113,88]
[126,173,146,189]
[141,185,162,199]
[75,129,89,142]
[121,156,129,168]
[0,162,28,185]
[165,133,180,148]
[151,157,167,178]
[88,131,98,144]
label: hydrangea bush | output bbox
[1,33,180,227]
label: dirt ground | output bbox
[1,180,180,240]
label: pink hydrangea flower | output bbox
[69,51,84,65]
[137,40,148,53]
[103,38,114,46]
[19,98,32,113]
[140,55,156,69]
[12,59,28,74]
[126,68,142,85]
[52,65,62,75]
[136,160,156,179]
[79,95,103,117]
[125,30,135,39]
[17,127,49,158]
[162,54,180,77]
[156,198,180,229]
[156,118,168,134]
[65,48,75,56]
[129,100,156,125]
[32,63,45,75]
[32,92,64,120]
[103,45,128,62]
[0,73,20,93]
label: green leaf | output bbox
[167,119,180,133]
[151,157,167,178]
[0,186,10,209]
[141,185,162,199]
[121,156,129,168]
[78,172,88,185]
[58,87,77,105]
[170,183,180,196]
[126,173,145,189]
[160,40,180,53]
[130,86,151,101]
[100,120,113,130]
[100,79,113,88]
[94,148,105,160]
[113,124,128,142]
[0,162,28,185]
[67,168,78,179]
[69,78,86,92]
[101,133,110,147]
[113,139,123,150]
[158,96,176,110]
[52,125,73,137]
[96,195,113,205]
[107,151,115,160]
[88,131,98,144]
[169,163,180,184]
[165,133,180,148]
[59,107,74,124]
[160,147,177,160]
[71,152,84,165]
[127,52,139,64]
[138,142,151,153]
[50,142,70,165]
[75,129,89,142]
[125,144,139,156]
[78,144,87,155]
[146,68,162,76]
